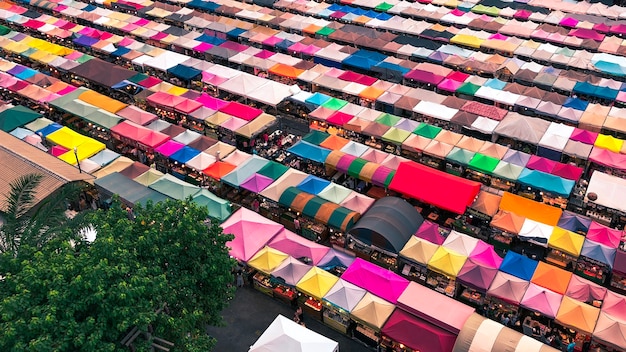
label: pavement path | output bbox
[206,284,372,352]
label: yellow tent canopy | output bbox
[91,156,134,181]
[450,34,485,49]
[296,267,339,300]
[47,126,89,149]
[79,90,128,114]
[247,246,288,275]
[555,296,600,334]
[167,86,189,96]
[58,139,106,164]
[399,236,439,265]
[548,227,584,257]
[427,246,467,278]
[594,134,624,153]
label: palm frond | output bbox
[5,174,43,220]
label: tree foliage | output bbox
[0,197,235,351]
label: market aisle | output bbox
[206,284,372,351]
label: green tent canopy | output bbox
[413,123,442,139]
[375,113,402,127]
[347,158,369,179]
[381,127,411,144]
[316,27,336,37]
[148,174,201,200]
[375,2,394,11]
[278,186,304,209]
[303,196,327,219]
[257,161,289,180]
[127,72,150,84]
[192,189,231,221]
[83,109,122,129]
[0,25,11,36]
[468,153,500,173]
[0,105,43,132]
[302,130,331,145]
[328,206,360,232]
[322,98,348,111]
[456,82,481,96]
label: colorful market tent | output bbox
[342,258,409,304]
[288,141,331,163]
[317,248,356,272]
[268,228,330,265]
[390,161,480,214]
[94,172,169,207]
[519,219,554,247]
[555,296,600,334]
[249,315,338,352]
[148,174,200,200]
[499,192,562,226]
[382,309,457,352]
[442,231,479,257]
[260,169,308,202]
[247,246,289,275]
[0,105,41,131]
[580,239,616,268]
[557,210,592,234]
[548,227,585,257]
[499,251,539,281]
[530,261,573,295]
[565,275,607,305]
[586,171,626,214]
[133,169,165,187]
[397,282,475,334]
[457,258,499,291]
[586,221,622,249]
[296,267,339,300]
[191,189,231,221]
[487,271,530,305]
[592,312,626,351]
[520,283,563,319]
[222,207,284,262]
[453,313,560,352]
[203,161,237,180]
[270,256,311,287]
[221,155,269,188]
[349,292,395,330]
[297,175,331,195]
[469,241,503,269]
[348,197,423,253]
[427,246,468,278]
[399,236,439,266]
[414,221,446,245]
[323,278,367,313]
[339,191,375,215]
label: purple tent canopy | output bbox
[414,221,446,245]
[6,65,27,76]
[336,154,357,173]
[502,149,531,167]
[371,166,393,187]
[342,258,410,304]
[557,210,592,233]
[457,258,499,291]
[154,140,185,157]
[318,248,356,270]
[240,173,274,193]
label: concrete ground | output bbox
[206,284,372,352]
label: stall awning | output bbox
[296,267,339,300]
[348,197,423,253]
[382,309,457,352]
[390,161,481,214]
[342,258,409,304]
[399,236,439,265]
[555,296,600,335]
[428,246,468,278]
[268,228,330,266]
[499,251,539,281]
[517,169,574,196]
[499,192,562,226]
[531,261,572,295]
[548,227,584,257]
[322,278,366,313]
[457,258,499,291]
[287,141,331,164]
[222,207,282,261]
[349,292,395,330]
[521,283,563,319]
[247,246,289,275]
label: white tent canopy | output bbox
[519,219,554,247]
[249,315,339,352]
[143,51,190,71]
[586,171,626,213]
[413,101,458,121]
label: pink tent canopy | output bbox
[326,111,354,126]
[174,99,203,114]
[222,207,284,261]
[219,101,262,121]
[559,17,579,28]
[342,258,409,303]
[570,128,598,144]
[267,228,330,265]
[437,78,463,92]
[469,241,503,269]
[586,221,622,248]
[487,271,529,305]
[569,28,605,41]
[220,116,248,131]
[137,131,170,149]
[240,173,275,193]
[521,283,563,318]
[397,282,475,334]
[589,147,626,171]
[602,291,626,321]
[197,94,229,110]
[154,140,184,157]
[288,42,308,53]
[565,275,607,304]
[414,221,445,245]
[551,163,583,181]
[270,256,311,286]
[457,258,499,291]
[526,155,556,173]
[50,145,69,157]
[147,92,186,108]
[193,42,213,53]
[339,191,375,214]
[593,312,626,351]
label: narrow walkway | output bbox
[206,284,372,352]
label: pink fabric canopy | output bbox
[414,221,445,245]
[565,275,607,303]
[589,147,626,171]
[586,221,622,248]
[487,271,529,305]
[551,163,583,181]
[437,78,464,92]
[267,228,330,265]
[469,241,503,269]
[339,191,375,214]
[153,139,184,157]
[457,259,499,291]
[240,173,275,193]
[220,117,248,131]
[570,128,598,144]
[526,155,556,173]
[342,258,409,303]
[197,94,229,110]
[602,291,626,321]
[50,145,69,157]
[193,42,213,53]
[326,111,354,126]
[521,283,563,318]
[219,101,262,121]
[222,207,284,262]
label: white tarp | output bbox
[519,219,554,247]
[249,315,338,352]
[586,171,626,213]
[143,51,189,71]
[413,101,458,121]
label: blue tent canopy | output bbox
[196,33,226,45]
[169,146,201,164]
[167,64,202,81]
[557,210,591,234]
[371,62,410,82]
[297,174,331,195]
[275,39,295,50]
[305,92,332,107]
[517,169,574,196]
[37,122,63,136]
[499,251,538,281]
[287,141,331,163]
[375,12,393,20]
[484,78,507,90]
[573,81,618,100]
[220,155,269,188]
[226,28,246,40]
[563,97,589,111]
[187,0,220,11]
[111,47,131,57]
[14,68,38,80]
[317,248,356,270]
[342,49,387,71]
[593,60,626,77]
[581,239,616,267]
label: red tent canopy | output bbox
[390,161,481,214]
[219,101,262,121]
[381,309,457,352]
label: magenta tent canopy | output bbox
[267,228,330,265]
[586,221,622,248]
[342,258,410,304]
[381,309,457,352]
[240,173,274,193]
[487,271,529,305]
[154,140,185,157]
[569,28,605,41]
[602,291,626,321]
[397,282,475,334]
[469,241,503,269]
[520,283,563,319]
[570,128,598,144]
[414,221,445,245]
[219,101,262,121]
[222,207,284,262]
[457,258,499,291]
[526,155,556,173]
[197,93,229,110]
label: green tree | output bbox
[0,173,83,256]
[0,197,235,351]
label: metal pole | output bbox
[74,146,82,173]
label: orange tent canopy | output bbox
[202,161,236,180]
[320,134,350,150]
[531,261,572,295]
[490,210,525,234]
[359,86,385,101]
[79,90,128,114]
[499,192,562,226]
[555,296,600,334]
[268,63,304,79]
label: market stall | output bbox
[221,207,284,262]
[295,267,339,321]
[546,227,585,269]
[322,278,367,334]
[576,239,616,285]
[317,248,356,277]
[398,236,439,284]
[348,292,395,347]
[269,256,311,306]
[610,250,626,294]
[486,271,530,319]
[341,258,410,305]
[249,314,338,352]
[246,246,289,296]
[381,308,458,352]
[489,210,525,253]
[267,228,330,265]
[413,220,447,245]
[426,246,468,297]
[499,251,539,282]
